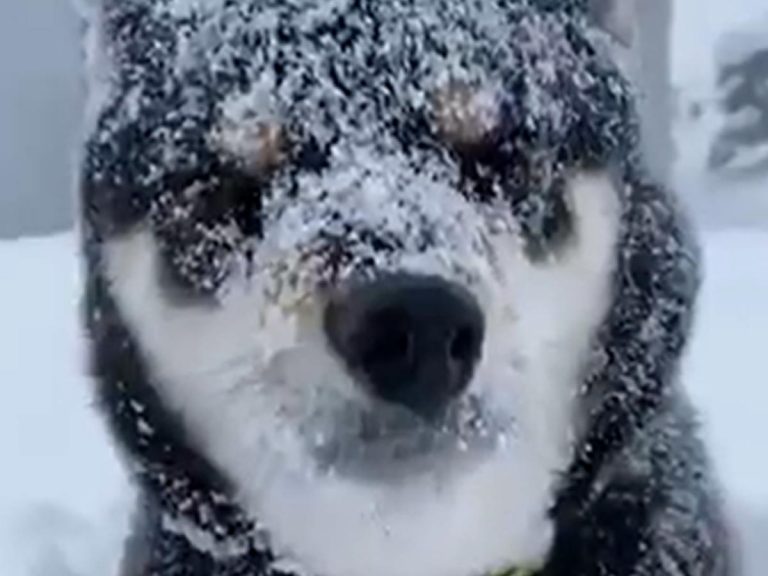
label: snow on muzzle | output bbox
[254,151,505,418]
[324,273,485,421]
[256,149,503,303]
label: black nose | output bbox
[324,274,485,419]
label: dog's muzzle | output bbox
[323,273,485,420]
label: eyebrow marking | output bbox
[432,81,500,148]
[212,118,287,176]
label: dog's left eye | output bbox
[165,166,264,238]
[218,169,264,238]
[455,144,574,258]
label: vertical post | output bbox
[635,0,675,185]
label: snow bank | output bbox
[0,234,132,576]
[681,229,768,530]
[0,228,766,575]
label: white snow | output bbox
[683,230,768,576]
[0,235,133,576]
[681,228,768,505]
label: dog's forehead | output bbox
[97,0,609,138]
[83,0,636,236]
[168,0,593,130]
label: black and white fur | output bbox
[75,1,734,575]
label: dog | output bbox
[75,1,734,575]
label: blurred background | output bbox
[0,1,765,575]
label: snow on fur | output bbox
[76,1,730,576]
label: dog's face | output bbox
[81,1,636,575]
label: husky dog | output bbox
[76,0,734,575]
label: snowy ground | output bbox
[0,236,132,576]
[0,216,766,576]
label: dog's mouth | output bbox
[305,394,512,482]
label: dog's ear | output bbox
[588,0,636,47]
[532,0,635,47]
[73,0,170,70]
[73,0,172,125]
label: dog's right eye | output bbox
[151,165,266,297]
[158,164,265,240]
[219,169,264,238]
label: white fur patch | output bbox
[104,170,620,576]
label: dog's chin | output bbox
[303,393,513,484]
[255,343,514,485]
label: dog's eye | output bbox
[455,142,574,259]
[219,169,264,238]
[151,166,265,298]
[430,79,575,256]
[165,166,264,238]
